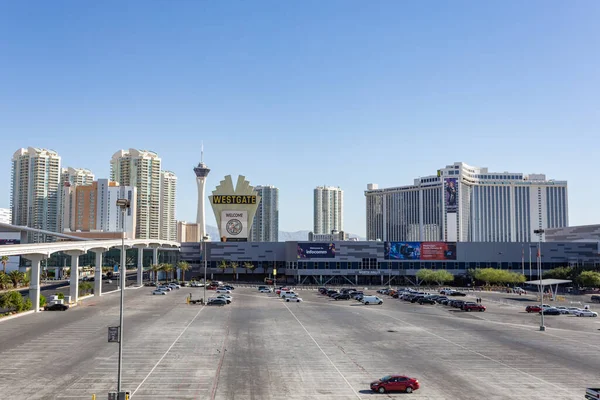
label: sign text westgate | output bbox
[211,195,257,205]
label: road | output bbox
[0,286,598,399]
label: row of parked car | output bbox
[318,287,383,305]
[259,286,304,302]
[152,282,181,295]
[525,304,597,317]
[379,288,485,311]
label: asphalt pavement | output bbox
[0,286,598,399]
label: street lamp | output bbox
[116,198,130,393]
[202,235,209,304]
[534,228,545,332]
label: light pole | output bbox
[116,199,130,393]
[534,228,545,332]
[202,235,209,304]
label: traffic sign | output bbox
[108,326,119,343]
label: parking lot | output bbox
[0,285,598,399]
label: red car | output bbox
[370,375,419,394]
[207,286,217,290]
[526,305,542,313]
[275,287,289,295]
[462,302,486,312]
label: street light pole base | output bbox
[539,325,546,331]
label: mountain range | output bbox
[205,225,365,242]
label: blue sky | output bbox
[0,1,599,236]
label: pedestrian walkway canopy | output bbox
[524,279,572,301]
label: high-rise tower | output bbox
[313,186,344,235]
[194,144,210,240]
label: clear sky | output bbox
[0,1,599,236]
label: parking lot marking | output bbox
[130,306,205,398]
[283,302,362,400]
[366,307,571,395]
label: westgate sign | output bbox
[211,195,257,205]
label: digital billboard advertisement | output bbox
[384,242,421,260]
[445,177,458,212]
[297,243,336,259]
[421,242,457,260]
[385,242,457,260]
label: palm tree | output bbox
[162,263,174,282]
[217,260,228,278]
[177,261,190,284]
[1,256,9,275]
[230,262,239,281]
[150,264,161,282]
[243,262,255,278]
[8,270,23,288]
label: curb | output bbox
[0,309,36,323]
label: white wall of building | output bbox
[314,186,343,235]
[97,179,136,239]
[0,208,11,225]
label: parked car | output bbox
[157,286,172,292]
[285,297,303,303]
[566,307,583,315]
[418,297,436,305]
[207,298,227,306]
[152,289,167,295]
[216,295,232,304]
[223,285,235,290]
[362,295,383,305]
[540,308,561,316]
[370,375,420,394]
[259,288,272,293]
[168,283,181,290]
[448,291,467,297]
[216,288,231,294]
[335,293,351,300]
[462,302,486,312]
[44,303,69,311]
[525,305,542,313]
[575,310,598,317]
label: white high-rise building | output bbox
[160,171,177,241]
[0,208,11,225]
[11,147,61,241]
[250,185,279,242]
[365,162,569,243]
[59,167,95,232]
[111,149,162,239]
[313,186,344,235]
[193,145,210,241]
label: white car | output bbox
[216,288,231,294]
[259,288,272,293]
[216,295,232,304]
[575,310,598,317]
[157,286,172,291]
[152,289,167,295]
[168,283,181,289]
[285,296,303,302]
[566,307,583,315]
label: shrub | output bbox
[57,293,65,300]
[23,298,32,311]
[40,294,47,308]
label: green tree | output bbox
[57,292,65,300]
[230,262,238,281]
[39,294,47,308]
[243,262,255,277]
[472,268,526,286]
[217,260,228,272]
[577,271,600,288]
[151,264,161,282]
[433,270,454,285]
[23,298,32,311]
[162,264,174,282]
[543,266,573,280]
[79,281,93,296]
[0,291,25,312]
[177,261,190,283]
[416,269,436,285]
[0,273,11,290]
[8,270,23,288]
[0,256,9,275]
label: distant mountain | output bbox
[205,225,365,242]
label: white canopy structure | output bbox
[524,279,572,301]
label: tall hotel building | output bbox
[250,185,279,242]
[62,179,137,238]
[365,162,568,242]
[59,167,95,232]
[111,149,162,240]
[160,171,178,241]
[11,147,61,241]
[314,186,343,235]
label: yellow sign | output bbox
[212,195,257,205]
[273,269,277,276]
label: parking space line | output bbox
[283,302,362,400]
[365,307,572,395]
[130,306,205,398]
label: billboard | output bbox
[220,210,249,240]
[297,243,336,259]
[445,177,458,212]
[421,242,457,260]
[384,242,421,260]
[384,241,457,260]
[0,239,20,245]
